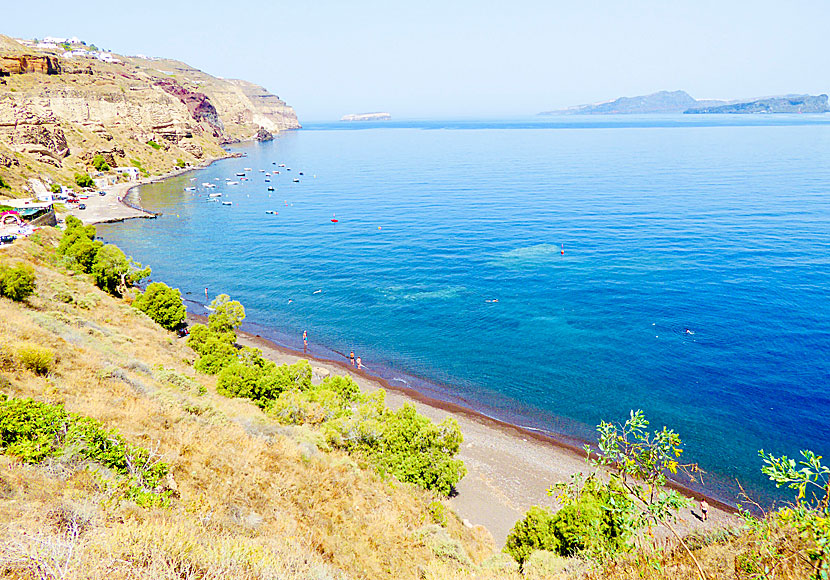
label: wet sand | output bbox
[188,313,741,545]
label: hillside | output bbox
[0,228,821,579]
[0,34,299,198]
[686,93,829,114]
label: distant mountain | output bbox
[540,90,721,115]
[685,94,829,114]
[541,90,830,115]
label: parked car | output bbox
[78,203,87,210]
[98,191,107,196]
[0,235,16,245]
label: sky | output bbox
[5,0,830,121]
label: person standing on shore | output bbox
[303,330,308,351]
[700,499,709,521]
[356,356,362,369]
[349,351,355,366]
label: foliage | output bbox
[551,410,705,577]
[176,158,186,168]
[208,294,246,333]
[15,344,54,375]
[92,154,110,172]
[147,140,161,150]
[507,477,630,566]
[91,244,150,295]
[133,282,186,330]
[49,182,62,193]
[0,397,170,506]
[428,500,449,526]
[74,173,94,188]
[505,506,559,566]
[759,449,830,579]
[0,174,9,189]
[0,262,37,301]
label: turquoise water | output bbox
[98,116,830,505]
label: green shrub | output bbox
[428,500,449,526]
[50,182,62,194]
[0,397,170,506]
[15,344,54,376]
[175,158,186,168]
[207,294,246,333]
[74,173,94,188]
[216,361,262,399]
[92,154,110,172]
[0,263,37,301]
[147,140,161,150]
[133,282,186,330]
[90,244,150,295]
[505,506,559,567]
[0,175,10,190]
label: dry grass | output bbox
[0,235,818,580]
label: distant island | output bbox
[540,90,830,115]
[341,112,391,121]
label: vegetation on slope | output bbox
[0,226,826,580]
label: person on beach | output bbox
[356,356,362,369]
[349,351,355,366]
[303,330,308,352]
[700,499,709,521]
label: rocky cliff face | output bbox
[0,34,300,196]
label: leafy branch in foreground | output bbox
[551,410,707,579]
[757,449,830,580]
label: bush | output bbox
[175,158,186,168]
[207,294,245,333]
[505,506,559,567]
[0,263,37,301]
[0,175,10,190]
[91,244,150,295]
[49,182,62,194]
[15,344,54,375]
[92,154,110,172]
[133,282,186,330]
[147,140,161,150]
[74,173,94,188]
[0,397,170,506]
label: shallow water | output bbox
[99,115,830,505]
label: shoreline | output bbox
[188,310,742,545]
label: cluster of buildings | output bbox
[17,36,123,64]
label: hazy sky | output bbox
[6,0,829,121]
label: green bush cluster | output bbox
[175,158,186,168]
[15,344,54,375]
[0,175,10,190]
[133,282,186,331]
[505,478,630,566]
[58,216,150,295]
[92,154,110,172]
[49,182,62,194]
[0,263,36,301]
[0,397,170,506]
[188,294,466,495]
[147,140,161,150]
[74,173,94,188]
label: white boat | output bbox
[236,172,246,177]
[209,192,223,198]
[184,186,196,191]
[227,181,239,185]
[222,201,232,206]
[244,167,252,171]
[293,178,299,183]
[259,169,265,172]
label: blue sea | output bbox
[98,115,830,505]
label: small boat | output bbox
[279,164,286,167]
[236,172,246,177]
[209,192,222,198]
[265,179,270,182]
[206,198,218,203]
[265,210,277,214]
[259,169,265,172]
[299,172,304,176]
[274,171,280,174]
[184,186,196,191]
[244,168,252,171]
[293,178,300,183]
[286,168,292,171]
[222,201,232,206]
[267,186,274,191]
[228,181,239,185]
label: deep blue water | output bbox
[98,115,830,505]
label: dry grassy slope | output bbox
[0,34,298,198]
[0,232,497,580]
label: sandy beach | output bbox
[188,313,741,546]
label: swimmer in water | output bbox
[685,328,694,335]
[288,298,293,304]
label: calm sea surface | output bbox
[98,116,830,505]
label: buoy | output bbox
[378,226,381,230]
[331,213,338,223]
[561,244,565,255]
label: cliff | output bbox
[0,35,300,196]
[685,94,830,114]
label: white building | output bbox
[114,167,140,181]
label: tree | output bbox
[91,244,150,295]
[92,154,110,172]
[0,263,36,302]
[49,182,62,194]
[74,173,94,188]
[133,282,186,330]
[207,294,245,333]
